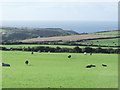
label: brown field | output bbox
[21,34,117,42]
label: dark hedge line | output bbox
[1,41,119,48]
[0,46,120,54]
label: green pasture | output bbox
[79,38,119,46]
[2,51,118,88]
[1,45,75,48]
[0,29,7,32]
[94,31,119,35]
[0,44,118,49]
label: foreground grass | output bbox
[2,51,118,88]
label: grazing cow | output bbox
[90,53,92,55]
[84,52,87,55]
[86,64,96,68]
[102,64,107,67]
[68,55,71,58]
[25,60,29,65]
[91,65,96,67]
[86,65,92,68]
[31,52,34,54]
[2,63,10,67]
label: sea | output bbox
[1,21,118,33]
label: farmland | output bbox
[22,34,117,42]
[1,30,119,88]
[1,44,78,48]
[78,38,119,46]
[94,30,119,35]
[21,30,119,42]
[1,36,119,49]
[0,44,119,49]
[2,51,118,88]
[0,27,78,40]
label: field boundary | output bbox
[1,88,119,90]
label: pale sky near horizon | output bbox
[0,1,118,22]
[0,0,119,2]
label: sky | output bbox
[0,1,118,22]
[0,0,119,2]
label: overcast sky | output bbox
[0,2,118,21]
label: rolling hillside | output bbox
[0,27,79,40]
[1,27,119,47]
[22,33,118,42]
[94,30,119,35]
[21,30,119,47]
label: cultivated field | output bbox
[21,30,120,42]
[2,51,118,88]
[22,34,117,42]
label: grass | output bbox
[0,29,7,32]
[1,45,75,48]
[94,31,119,35]
[0,44,119,49]
[79,38,119,46]
[2,51,118,88]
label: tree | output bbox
[73,46,82,53]
[82,46,93,53]
[95,47,103,53]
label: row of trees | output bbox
[1,46,120,54]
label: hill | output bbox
[93,30,119,35]
[0,27,79,40]
[22,30,119,42]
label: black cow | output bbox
[91,65,96,67]
[86,64,96,68]
[68,55,71,58]
[90,53,92,55]
[86,65,92,68]
[102,64,107,67]
[31,52,34,54]
[25,60,29,65]
[2,63,10,67]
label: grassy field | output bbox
[94,30,119,35]
[2,51,118,88]
[79,38,119,46]
[1,45,75,48]
[0,44,119,49]
[0,29,7,32]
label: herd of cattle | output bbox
[1,52,107,68]
[67,55,107,68]
[86,64,107,68]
